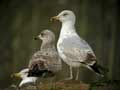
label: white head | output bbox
[13,68,29,79]
[51,10,76,24]
[12,68,37,87]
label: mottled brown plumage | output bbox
[28,30,61,77]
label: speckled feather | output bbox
[28,30,62,77]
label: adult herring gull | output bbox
[51,10,103,80]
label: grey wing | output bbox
[62,35,93,50]
[61,35,96,65]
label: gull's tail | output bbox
[89,63,109,77]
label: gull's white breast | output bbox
[57,31,81,67]
[57,28,71,54]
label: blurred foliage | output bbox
[0,0,119,89]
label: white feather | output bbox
[19,77,37,87]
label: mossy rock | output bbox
[39,80,90,90]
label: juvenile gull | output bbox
[12,30,61,88]
[28,30,62,77]
[51,10,103,80]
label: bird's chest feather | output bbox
[57,40,65,59]
[57,33,71,59]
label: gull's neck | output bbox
[41,41,56,51]
[60,21,76,36]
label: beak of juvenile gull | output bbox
[50,16,60,21]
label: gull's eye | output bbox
[63,13,68,16]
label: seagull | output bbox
[28,29,62,78]
[51,10,104,80]
[12,30,61,89]
[12,68,38,88]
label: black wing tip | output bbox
[90,63,110,77]
[90,65,101,74]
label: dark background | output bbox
[0,0,120,89]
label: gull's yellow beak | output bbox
[11,73,21,78]
[50,16,59,22]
